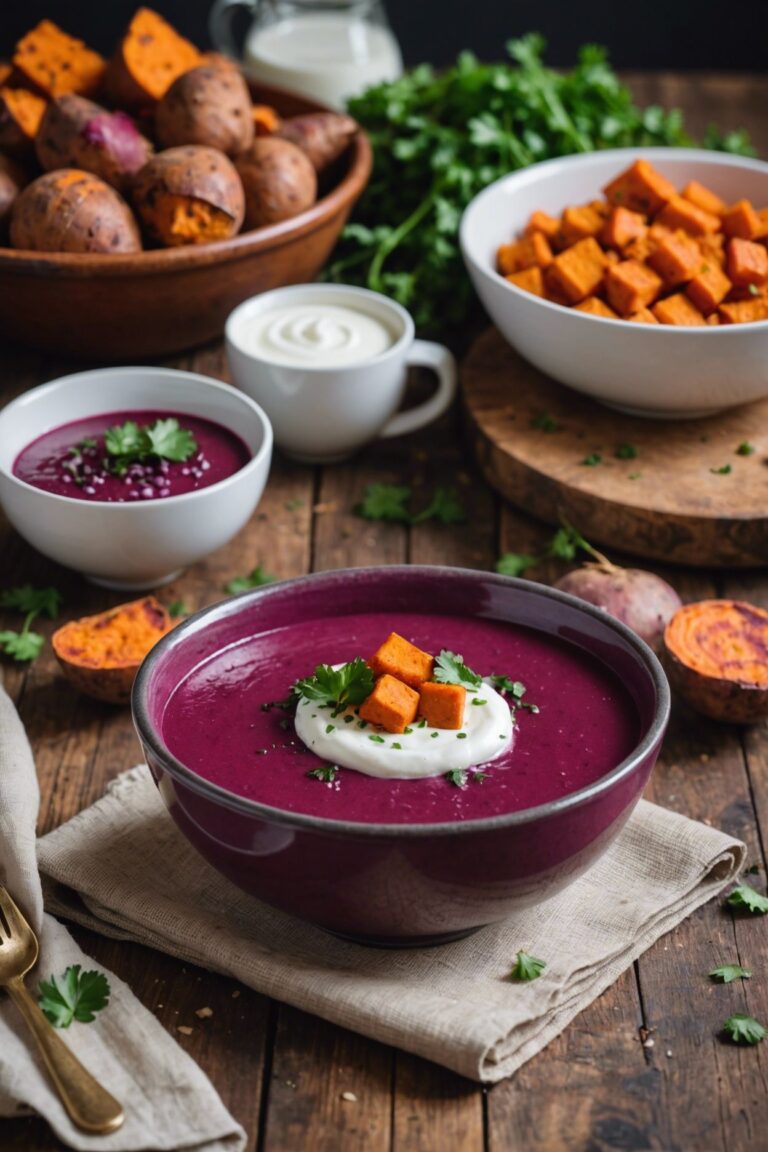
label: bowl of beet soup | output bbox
[132,566,670,946]
[0,366,273,589]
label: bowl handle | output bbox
[208,0,259,59]
[379,341,457,439]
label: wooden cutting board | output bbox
[461,327,768,568]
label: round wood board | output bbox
[462,327,768,568]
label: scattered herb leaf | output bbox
[0,585,62,619]
[496,553,538,578]
[411,486,466,525]
[727,884,768,914]
[581,452,603,467]
[530,412,560,432]
[38,965,110,1028]
[369,733,385,743]
[0,630,45,662]
[167,600,188,618]
[355,483,412,523]
[722,1014,766,1045]
[307,764,338,783]
[446,768,469,788]
[225,566,275,594]
[433,650,483,688]
[709,964,752,984]
[710,464,732,475]
[615,443,637,460]
[736,442,755,456]
[489,675,526,699]
[510,951,547,981]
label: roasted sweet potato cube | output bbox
[601,206,647,251]
[605,260,663,317]
[656,196,720,237]
[706,313,721,325]
[574,296,619,319]
[722,199,761,240]
[682,180,726,217]
[726,237,768,286]
[417,681,466,730]
[369,632,433,688]
[719,297,768,324]
[524,209,560,240]
[648,230,702,287]
[686,263,732,314]
[545,237,607,304]
[757,207,768,239]
[628,307,659,324]
[603,159,676,215]
[652,294,706,326]
[358,674,419,734]
[624,235,654,263]
[506,266,545,297]
[699,232,726,268]
[560,203,604,245]
[497,232,553,275]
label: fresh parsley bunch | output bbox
[327,34,752,333]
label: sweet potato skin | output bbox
[132,145,245,245]
[36,95,153,192]
[276,113,358,174]
[0,153,27,229]
[52,596,173,705]
[155,65,254,156]
[235,137,316,229]
[10,168,142,253]
[555,566,682,652]
[662,599,768,724]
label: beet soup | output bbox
[161,611,643,826]
[13,409,251,502]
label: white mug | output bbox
[225,284,456,463]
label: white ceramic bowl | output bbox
[0,368,273,589]
[460,147,768,418]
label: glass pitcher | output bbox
[209,0,403,109]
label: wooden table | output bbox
[3,74,768,1152]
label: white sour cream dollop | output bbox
[241,304,394,367]
[294,679,514,780]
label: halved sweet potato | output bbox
[663,599,768,724]
[52,596,173,704]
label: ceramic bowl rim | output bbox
[459,145,768,333]
[0,366,274,509]
[132,565,671,839]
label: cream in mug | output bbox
[239,303,395,367]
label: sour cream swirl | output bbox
[242,304,394,367]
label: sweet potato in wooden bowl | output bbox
[0,13,371,361]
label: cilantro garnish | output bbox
[0,585,62,664]
[307,764,338,783]
[446,769,469,788]
[495,553,539,578]
[722,1014,766,1045]
[103,417,197,475]
[38,965,110,1028]
[224,566,275,594]
[496,521,609,578]
[710,464,732,475]
[369,733,385,743]
[581,452,602,467]
[615,443,637,460]
[726,884,768,914]
[736,442,755,456]
[433,650,482,688]
[167,600,188,618]
[295,658,374,717]
[509,951,546,981]
[355,483,466,526]
[709,964,752,984]
[489,675,526,699]
[530,412,560,432]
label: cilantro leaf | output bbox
[224,566,275,595]
[355,483,412,523]
[104,420,144,458]
[433,650,483,689]
[710,464,732,475]
[167,601,188,618]
[489,675,526,699]
[580,452,602,467]
[727,884,768,914]
[0,629,45,662]
[722,1014,766,1045]
[307,764,338,783]
[615,443,637,460]
[295,658,374,715]
[736,442,755,456]
[709,964,752,984]
[510,950,546,981]
[411,487,466,525]
[0,585,62,619]
[38,965,110,1028]
[103,417,197,475]
[145,418,197,462]
[445,768,469,788]
[496,553,538,578]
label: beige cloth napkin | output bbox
[36,762,746,1084]
[0,681,246,1151]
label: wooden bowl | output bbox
[0,84,372,361]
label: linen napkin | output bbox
[0,679,246,1152]
[37,763,745,1083]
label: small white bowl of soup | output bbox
[0,367,272,589]
[460,148,768,418]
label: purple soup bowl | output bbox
[132,567,670,947]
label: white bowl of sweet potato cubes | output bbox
[460,148,768,417]
[0,10,371,360]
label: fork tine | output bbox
[0,885,28,940]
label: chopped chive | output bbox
[417,719,427,728]
[472,698,487,706]
[392,742,402,750]
[736,441,755,456]
[404,727,413,734]
[431,732,440,738]
[325,724,335,734]
[581,452,602,467]
[710,464,732,475]
[357,720,368,729]
[369,734,385,743]
[456,732,467,739]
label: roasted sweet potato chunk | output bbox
[498,232,553,275]
[652,294,706,326]
[648,230,702,287]
[418,681,466,730]
[574,296,618,318]
[506,266,545,296]
[369,632,433,689]
[722,199,761,240]
[656,195,720,237]
[603,159,676,215]
[726,237,768,286]
[605,260,662,316]
[601,206,647,251]
[545,236,606,304]
[358,674,419,734]
[686,263,732,314]
[682,180,726,217]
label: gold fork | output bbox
[0,884,124,1134]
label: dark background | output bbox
[1,1,766,71]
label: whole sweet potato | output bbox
[555,563,681,652]
[36,95,153,192]
[277,112,357,173]
[155,65,254,156]
[132,145,244,245]
[0,153,27,231]
[52,596,174,705]
[10,168,142,253]
[235,137,316,230]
